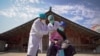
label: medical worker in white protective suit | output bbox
[47,15,60,46]
[27,13,48,56]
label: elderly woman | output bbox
[57,21,76,56]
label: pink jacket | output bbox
[50,31,63,43]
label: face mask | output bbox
[41,20,46,24]
[50,20,54,24]
[50,21,54,24]
[59,27,64,31]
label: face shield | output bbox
[48,15,55,24]
[50,19,54,24]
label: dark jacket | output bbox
[64,45,76,56]
[57,29,76,56]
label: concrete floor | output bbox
[0,52,100,56]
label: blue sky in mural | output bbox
[0,0,100,33]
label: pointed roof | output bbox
[0,8,100,43]
[49,6,52,12]
[46,8,100,36]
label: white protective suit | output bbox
[39,38,43,53]
[27,18,48,56]
[48,21,60,46]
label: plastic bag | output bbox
[57,49,64,56]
